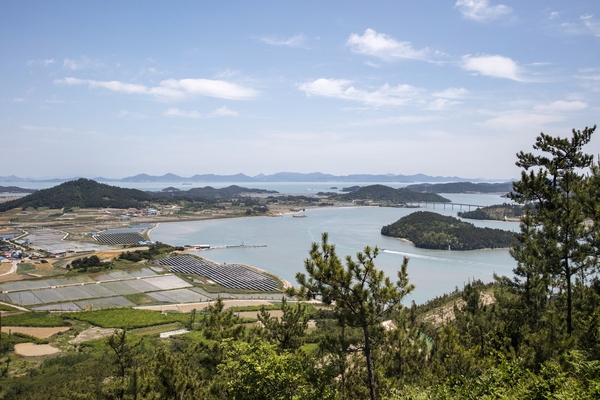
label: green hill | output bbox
[0,178,153,211]
[458,203,526,220]
[405,182,513,194]
[333,184,450,204]
[0,186,36,193]
[381,211,515,250]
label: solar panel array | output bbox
[95,232,145,244]
[159,255,279,291]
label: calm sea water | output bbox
[152,193,519,305]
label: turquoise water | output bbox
[152,193,519,304]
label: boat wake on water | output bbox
[382,249,507,271]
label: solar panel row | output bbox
[95,232,145,244]
[159,255,279,291]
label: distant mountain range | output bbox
[0,172,509,184]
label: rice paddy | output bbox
[0,267,194,310]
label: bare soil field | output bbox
[1,326,70,339]
[0,274,25,283]
[14,343,60,357]
[237,310,284,319]
[0,263,12,274]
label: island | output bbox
[381,211,515,250]
[405,182,513,194]
[458,203,527,221]
[332,184,450,204]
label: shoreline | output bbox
[389,236,509,251]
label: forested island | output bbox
[0,186,36,194]
[381,211,515,250]
[405,182,513,194]
[458,203,527,220]
[332,184,450,204]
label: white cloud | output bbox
[20,125,74,132]
[164,108,203,118]
[533,100,588,112]
[577,74,600,81]
[260,34,306,47]
[55,77,258,100]
[346,29,430,61]
[118,110,146,119]
[580,15,600,37]
[364,60,381,68]
[26,59,55,67]
[63,56,103,70]
[455,0,511,22]
[160,79,258,100]
[12,98,25,103]
[432,87,468,99]
[427,99,461,110]
[210,106,238,117]
[481,111,565,130]
[462,54,523,81]
[45,99,65,104]
[561,15,600,37]
[298,78,421,107]
[215,69,240,78]
[550,11,559,20]
[346,115,438,127]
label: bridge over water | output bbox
[406,201,485,211]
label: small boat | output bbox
[293,214,307,218]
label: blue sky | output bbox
[2,0,599,180]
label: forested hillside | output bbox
[0,180,277,211]
[405,182,513,194]
[381,211,515,250]
[0,186,35,193]
[458,203,527,220]
[0,178,153,211]
[333,184,450,203]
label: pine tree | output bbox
[509,126,596,336]
[289,233,414,400]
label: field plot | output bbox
[149,289,208,303]
[121,279,162,292]
[33,288,69,303]
[27,229,112,253]
[142,275,192,290]
[7,291,41,306]
[159,255,279,291]
[1,267,194,308]
[94,232,145,245]
[33,302,80,311]
[75,296,135,309]
[1,326,70,339]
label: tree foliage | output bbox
[289,233,414,400]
